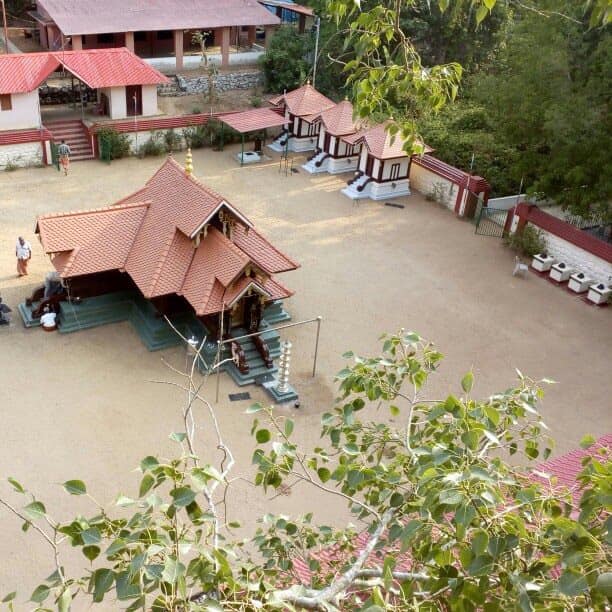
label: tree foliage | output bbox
[1,332,610,610]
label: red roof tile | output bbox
[38,0,279,36]
[0,49,168,95]
[36,157,298,317]
[218,107,288,133]
[36,202,149,277]
[309,99,361,136]
[269,83,335,118]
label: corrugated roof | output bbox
[218,107,288,133]
[0,48,168,95]
[37,0,280,35]
[269,83,335,118]
[36,157,299,316]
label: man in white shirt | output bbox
[40,309,57,331]
[15,236,31,277]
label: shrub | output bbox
[250,94,263,108]
[97,127,131,160]
[191,106,203,114]
[504,224,546,257]
[138,132,166,157]
[182,125,207,149]
[164,129,181,153]
[4,159,18,172]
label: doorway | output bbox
[126,85,143,116]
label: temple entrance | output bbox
[126,85,143,116]
[230,294,262,331]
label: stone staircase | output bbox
[341,173,371,200]
[45,119,94,161]
[302,150,327,174]
[267,131,290,153]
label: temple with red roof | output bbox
[268,82,335,153]
[20,155,299,385]
[302,99,363,175]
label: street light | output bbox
[1,0,9,55]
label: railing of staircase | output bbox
[214,315,323,403]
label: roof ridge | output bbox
[59,247,80,277]
[146,227,187,297]
[242,225,300,272]
[38,200,150,221]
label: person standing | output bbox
[15,236,31,277]
[57,140,71,176]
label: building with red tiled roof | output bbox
[31,0,281,71]
[302,99,364,175]
[268,83,335,153]
[340,123,433,201]
[34,156,298,338]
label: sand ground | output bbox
[0,146,610,606]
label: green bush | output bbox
[97,127,131,160]
[164,129,181,153]
[182,125,207,149]
[138,132,165,157]
[504,225,546,257]
[250,94,263,108]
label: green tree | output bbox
[260,26,314,93]
[1,332,610,610]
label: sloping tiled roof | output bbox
[309,99,361,136]
[36,202,149,277]
[36,157,298,316]
[269,83,335,118]
[343,123,434,160]
[218,107,288,133]
[0,49,168,95]
[37,0,279,36]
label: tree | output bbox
[260,26,314,93]
[2,331,610,610]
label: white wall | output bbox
[409,163,457,211]
[372,158,380,179]
[141,85,159,117]
[0,91,40,131]
[106,86,128,120]
[380,157,409,181]
[0,141,44,169]
[358,148,367,172]
[317,126,325,149]
[526,223,612,283]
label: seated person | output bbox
[40,306,57,331]
[0,297,11,326]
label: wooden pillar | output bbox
[247,25,256,46]
[213,28,222,46]
[71,34,82,50]
[299,14,306,33]
[125,31,135,52]
[221,26,230,68]
[174,29,184,71]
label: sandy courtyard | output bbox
[0,147,610,604]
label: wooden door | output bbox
[126,85,142,116]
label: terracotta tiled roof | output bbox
[343,123,434,160]
[37,157,298,316]
[0,48,168,95]
[308,99,360,136]
[218,107,288,133]
[36,202,149,277]
[37,0,280,36]
[269,83,335,118]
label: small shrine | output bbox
[19,154,299,387]
[267,82,335,153]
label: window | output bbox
[0,94,12,111]
[307,122,318,136]
[97,33,114,44]
[157,30,173,40]
[390,162,401,180]
[345,144,356,157]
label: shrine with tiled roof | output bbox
[21,156,299,381]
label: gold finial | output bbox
[185,148,193,176]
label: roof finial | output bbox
[185,148,193,176]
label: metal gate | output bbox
[475,206,509,237]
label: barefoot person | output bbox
[58,140,71,175]
[15,236,31,277]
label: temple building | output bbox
[340,123,432,201]
[302,99,362,175]
[267,82,335,153]
[20,156,299,385]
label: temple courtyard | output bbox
[0,147,610,599]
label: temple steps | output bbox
[45,119,95,161]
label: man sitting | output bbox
[40,306,58,331]
[0,297,11,325]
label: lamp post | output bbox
[1,0,9,55]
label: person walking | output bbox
[15,236,32,277]
[57,140,71,176]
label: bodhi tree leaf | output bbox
[62,480,86,495]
